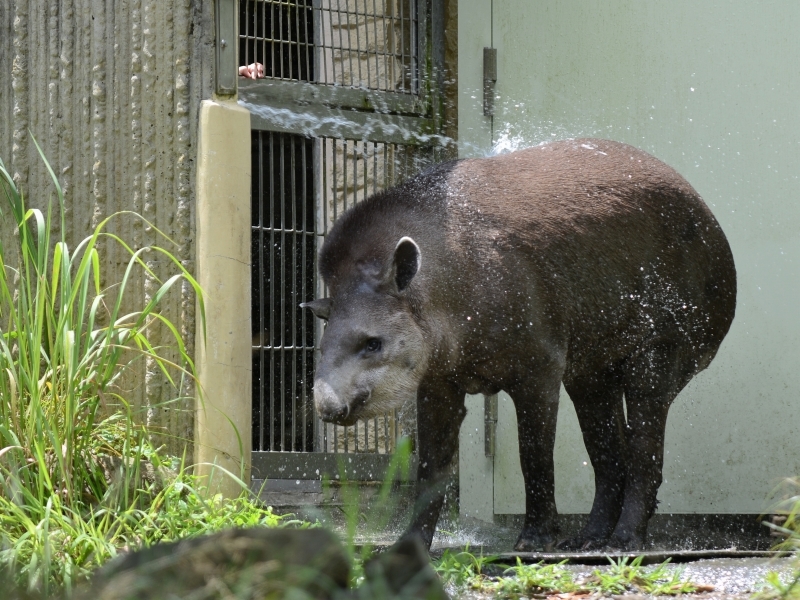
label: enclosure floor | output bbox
[447,557,796,600]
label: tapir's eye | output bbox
[365,338,382,353]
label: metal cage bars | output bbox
[244,0,441,460]
[239,0,418,93]
[250,132,441,454]
[251,131,316,452]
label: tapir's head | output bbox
[302,236,429,426]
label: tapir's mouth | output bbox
[322,412,360,427]
[314,384,371,426]
[318,401,364,427]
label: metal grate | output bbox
[318,137,437,226]
[245,0,441,466]
[240,0,418,93]
[240,0,315,82]
[250,132,439,454]
[251,130,316,452]
[316,137,441,455]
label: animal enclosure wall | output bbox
[458,0,800,519]
[0,0,215,456]
[249,130,438,456]
[241,0,455,477]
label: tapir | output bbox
[302,138,736,551]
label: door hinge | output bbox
[483,47,497,117]
[215,0,238,96]
[484,393,498,457]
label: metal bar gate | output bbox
[239,0,446,482]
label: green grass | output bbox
[491,559,578,598]
[0,142,303,597]
[435,550,708,598]
[1,465,300,596]
[758,477,800,600]
[584,555,703,596]
[433,545,498,590]
[759,571,800,600]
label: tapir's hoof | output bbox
[555,535,608,552]
[604,533,646,552]
[397,531,433,555]
[366,535,447,600]
[513,531,557,552]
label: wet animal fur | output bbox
[311,138,736,551]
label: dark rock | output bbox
[0,564,35,600]
[79,527,351,600]
[77,528,447,600]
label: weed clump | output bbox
[0,145,292,596]
[435,550,710,598]
[434,545,498,591]
[759,477,800,600]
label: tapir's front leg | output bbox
[401,381,466,550]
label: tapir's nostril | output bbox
[319,402,349,423]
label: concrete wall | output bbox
[0,0,453,490]
[459,0,800,516]
[0,0,216,456]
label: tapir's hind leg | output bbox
[509,372,563,552]
[558,367,627,550]
[607,341,698,550]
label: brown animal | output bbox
[303,138,736,551]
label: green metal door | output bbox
[458,0,800,521]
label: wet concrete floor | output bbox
[427,520,795,599]
[305,505,796,598]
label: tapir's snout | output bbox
[313,379,357,425]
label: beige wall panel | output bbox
[455,0,491,157]
[0,0,215,456]
[194,99,252,496]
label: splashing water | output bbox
[239,100,454,148]
[488,123,600,157]
[490,130,529,156]
[482,93,611,157]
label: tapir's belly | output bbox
[462,267,708,388]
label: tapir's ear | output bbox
[300,298,332,320]
[393,236,421,292]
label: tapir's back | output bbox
[445,138,736,369]
[450,139,717,257]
